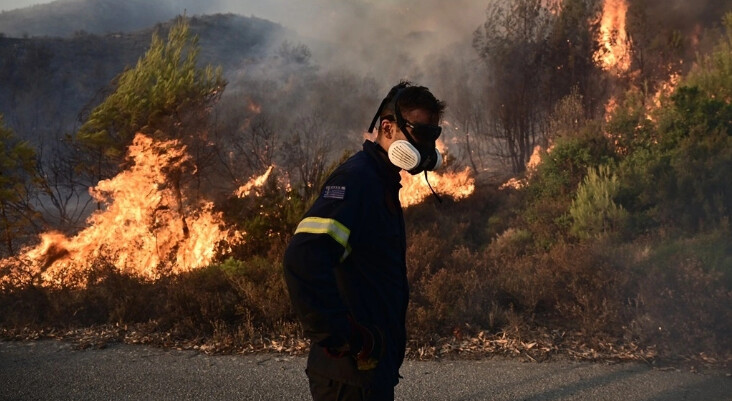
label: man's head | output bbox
[369,82,446,174]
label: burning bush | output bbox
[0,134,242,289]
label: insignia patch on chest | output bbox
[323,185,346,200]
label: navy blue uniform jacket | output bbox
[283,140,408,388]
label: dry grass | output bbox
[0,185,729,370]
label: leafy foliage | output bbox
[221,170,306,260]
[0,116,40,256]
[569,165,628,240]
[76,16,224,178]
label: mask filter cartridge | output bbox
[388,140,420,171]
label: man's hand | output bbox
[348,318,383,371]
[321,317,383,370]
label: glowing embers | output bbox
[1,134,242,288]
[595,0,630,73]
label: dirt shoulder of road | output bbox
[2,323,729,373]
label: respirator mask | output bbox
[368,87,443,175]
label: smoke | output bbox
[625,0,732,57]
[204,0,492,186]
[202,0,487,88]
[630,0,732,31]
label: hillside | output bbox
[0,13,288,144]
[0,0,212,38]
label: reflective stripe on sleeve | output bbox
[295,217,352,260]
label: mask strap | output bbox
[394,94,425,151]
[368,97,391,133]
[368,84,408,133]
[424,171,442,203]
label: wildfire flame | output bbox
[399,140,475,206]
[649,72,680,115]
[237,165,274,197]
[400,168,475,207]
[500,145,547,190]
[595,0,630,73]
[247,98,262,114]
[1,134,245,288]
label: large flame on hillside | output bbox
[399,140,475,206]
[0,134,248,288]
[595,0,630,73]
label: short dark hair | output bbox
[379,81,446,122]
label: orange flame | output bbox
[1,134,242,288]
[650,72,680,112]
[247,98,262,114]
[604,96,619,122]
[595,0,630,73]
[400,168,475,207]
[399,140,475,206]
[236,165,274,197]
[500,145,548,190]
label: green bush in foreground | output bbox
[569,164,628,240]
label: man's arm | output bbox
[283,229,352,348]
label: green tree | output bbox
[608,13,732,233]
[683,13,732,108]
[0,116,40,256]
[76,16,225,181]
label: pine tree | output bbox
[76,16,225,180]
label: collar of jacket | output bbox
[363,140,402,186]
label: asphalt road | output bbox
[1,340,730,400]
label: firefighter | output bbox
[283,81,445,401]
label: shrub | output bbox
[630,235,732,357]
[408,246,502,338]
[619,85,732,233]
[0,260,164,329]
[518,128,616,249]
[529,127,615,200]
[569,164,628,240]
[217,257,292,331]
[220,170,305,259]
[162,264,240,337]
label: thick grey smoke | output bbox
[206,0,493,181]
[203,0,487,88]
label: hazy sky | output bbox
[0,0,52,12]
[0,0,489,86]
[0,0,486,43]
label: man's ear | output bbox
[380,120,394,138]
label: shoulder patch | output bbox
[323,185,346,200]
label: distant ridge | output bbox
[0,13,289,143]
[0,0,218,38]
